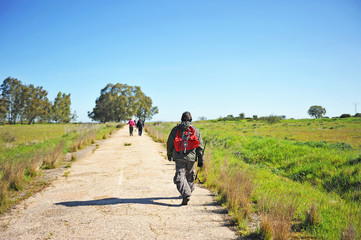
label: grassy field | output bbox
[146,117,361,240]
[0,123,121,213]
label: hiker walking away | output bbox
[127,118,135,136]
[137,118,144,136]
[167,112,204,205]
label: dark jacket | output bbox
[137,119,144,129]
[167,121,204,162]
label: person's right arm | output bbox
[167,127,177,161]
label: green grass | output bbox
[0,122,120,214]
[146,118,361,239]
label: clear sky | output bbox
[1,0,360,122]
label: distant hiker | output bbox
[167,111,204,205]
[127,118,135,136]
[137,118,144,136]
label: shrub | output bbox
[340,114,352,118]
[259,115,283,124]
[1,131,16,142]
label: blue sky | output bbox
[1,0,360,122]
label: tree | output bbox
[259,115,283,124]
[88,83,130,122]
[307,105,326,119]
[0,77,72,124]
[51,92,71,123]
[239,113,245,119]
[0,98,7,123]
[0,77,24,124]
[135,95,159,122]
[340,114,351,118]
[23,85,50,124]
[89,83,158,123]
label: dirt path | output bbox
[0,127,238,240]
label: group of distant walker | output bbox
[127,118,144,136]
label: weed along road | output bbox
[0,127,237,240]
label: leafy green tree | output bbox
[308,105,326,119]
[52,92,71,123]
[89,83,158,123]
[24,85,50,124]
[0,98,7,123]
[88,83,130,122]
[135,95,159,122]
[18,84,31,124]
[0,77,24,124]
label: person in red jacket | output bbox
[127,118,135,136]
[166,112,204,205]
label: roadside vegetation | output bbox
[0,123,121,214]
[146,117,361,239]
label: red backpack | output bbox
[174,126,200,153]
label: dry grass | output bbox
[305,203,319,226]
[341,224,357,240]
[201,149,212,184]
[0,182,8,203]
[144,125,165,144]
[43,142,64,169]
[260,214,273,240]
[219,157,254,221]
[69,133,96,152]
[27,154,43,177]
[259,193,298,240]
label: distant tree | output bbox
[239,113,245,119]
[89,83,131,123]
[0,77,24,124]
[340,114,352,118]
[307,105,326,119]
[198,116,207,121]
[51,92,71,123]
[259,115,283,124]
[226,114,234,120]
[253,115,258,120]
[135,95,159,122]
[70,110,78,122]
[23,85,49,124]
[354,113,361,118]
[89,83,158,123]
[0,77,73,124]
[0,98,7,123]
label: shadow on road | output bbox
[55,196,182,208]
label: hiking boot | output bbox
[181,196,190,205]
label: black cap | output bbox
[181,112,192,122]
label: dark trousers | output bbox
[138,127,143,136]
[174,160,195,198]
[129,126,133,136]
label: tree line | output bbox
[0,77,74,124]
[216,105,360,123]
[88,83,158,123]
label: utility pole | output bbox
[354,102,359,114]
